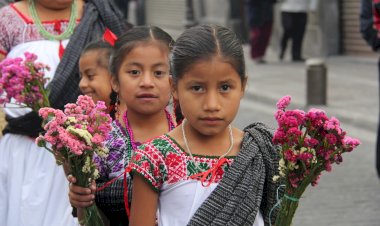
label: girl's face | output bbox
[79,50,112,106]
[112,42,171,116]
[172,57,246,136]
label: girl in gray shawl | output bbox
[128,24,280,226]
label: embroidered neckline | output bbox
[122,109,176,150]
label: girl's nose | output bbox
[203,90,221,112]
[140,73,154,87]
[79,77,88,90]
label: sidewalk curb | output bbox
[244,90,378,133]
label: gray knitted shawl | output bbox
[188,122,280,226]
[48,0,130,109]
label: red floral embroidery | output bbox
[130,135,235,189]
[53,20,61,33]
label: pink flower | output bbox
[276,95,291,110]
[304,138,319,147]
[299,152,313,161]
[325,133,337,145]
[324,117,342,134]
[343,136,361,152]
[284,149,297,163]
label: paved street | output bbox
[235,46,380,226]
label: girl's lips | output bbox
[201,117,222,121]
[136,93,157,98]
[200,118,223,125]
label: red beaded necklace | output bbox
[122,109,175,150]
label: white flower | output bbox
[67,126,93,146]
[82,156,92,173]
[95,147,109,158]
[273,175,280,182]
[93,168,99,179]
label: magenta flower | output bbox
[276,95,291,110]
[0,52,50,111]
[273,95,361,226]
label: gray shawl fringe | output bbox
[188,122,280,226]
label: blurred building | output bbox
[0,0,370,57]
[137,0,374,57]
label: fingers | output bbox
[67,176,96,208]
[67,174,77,184]
[90,180,97,193]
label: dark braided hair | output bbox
[171,25,246,124]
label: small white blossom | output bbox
[82,156,92,174]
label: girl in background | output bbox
[129,25,280,226]
[68,26,176,226]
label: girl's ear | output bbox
[110,76,120,93]
[169,76,178,100]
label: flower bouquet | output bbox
[36,95,112,226]
[0,52,50,111]
[272,95,361,226]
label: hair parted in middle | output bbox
[170,24,246,124]
[170,24,246,84]
[109,25,174,81]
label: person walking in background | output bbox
[245,0,276,64]
[360,0,380,178]
[279,0,318,62]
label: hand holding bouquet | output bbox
[36,95,112,226]
[272,96,361,226]
[0,52,50,111]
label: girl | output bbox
[0,0,127,225]
[129,25,280,226]
[68,26,176,226]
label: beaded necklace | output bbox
[181,118,234,173]
[28,0,77,41]
[122,109,175,150]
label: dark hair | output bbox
[80,40,118,119]
[109,26,174,79]
[171,24,245,83]
[81,41,113,69]
[171,24,246,124]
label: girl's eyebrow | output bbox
[83,68,95,74]
[124,62,167,67]
[218,79,237,84]
[125,62,143,67]
[152,62,167,67]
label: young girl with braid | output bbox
[68,26,176,226]
[129,25,280,226]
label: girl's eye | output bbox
[87,74,95,81]
[128,70,140,75]
[191,85,204,92]
[220,84,231,92]
[154,71,166,77]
